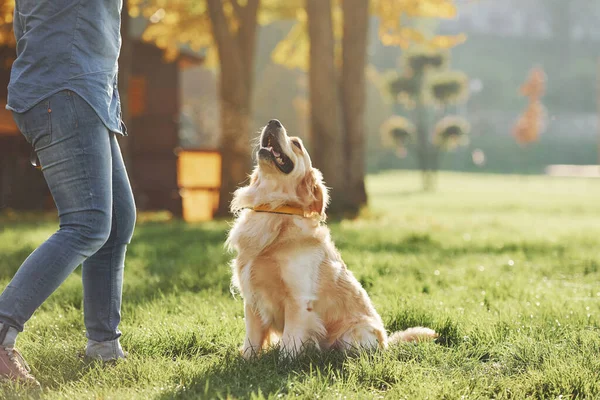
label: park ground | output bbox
[1,171,599,399]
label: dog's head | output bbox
[231,119,329,219]
[257,119,311,178]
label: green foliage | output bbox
[384,71,420,108]
[386,73,419,98]
[380,116,416,156]
[428,70,470,106]
[403,46,448,75]
[381,116,415,142]
[2,172,600,398]
[433,115,470,150]
[378,46,470,191]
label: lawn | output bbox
[1,171,599,399]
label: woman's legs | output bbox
[0,91,135,367]
[0,91,114,334]
[83,132,136,360]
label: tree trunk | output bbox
[341,0,369,215]
[414,73,432,191]
[428,105,446,189]
[306,0,346,215]
[118,0,133,171]
[217,82,252,217]
[207,0,259,217]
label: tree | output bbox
[382,47,470,190]
[132,0,263,216]
[341,0,370,212]
[305,0,346,213]
[205,0,260,216]
[130,0,303,216]
[274,0,465,215]
[1,0,465,215]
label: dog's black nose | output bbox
[268,119,282,128]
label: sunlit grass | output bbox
[1,171,599,399]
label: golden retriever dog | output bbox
[226,119,437,359]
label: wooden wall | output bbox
[129,41,182,216]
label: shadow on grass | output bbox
[121,226,568,311]
[120,222,232,305]
[158,349,348,399]
[1,219,572,314]
[152,305,463,399]
[0,220,231,308]
[335,231,568,258]
[155,328,465,400]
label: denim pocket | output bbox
[12,98,52,150]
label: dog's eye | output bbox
[292,140,302,150]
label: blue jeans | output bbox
[0,90,135,356]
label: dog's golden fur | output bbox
[226,121,436,358]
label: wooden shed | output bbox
[0,41,221,221]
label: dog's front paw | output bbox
[279,337,303,360]
[240,344,260,360]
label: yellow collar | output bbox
[251,204,307,217]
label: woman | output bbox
[0,0,136,385]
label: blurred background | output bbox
[0,0,599,220]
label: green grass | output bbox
[1,171,599,399]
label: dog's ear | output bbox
[304,168,329,218]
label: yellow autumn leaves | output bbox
[0,0,465,70]
[375,0,465,49]
[272,0,465,71]
[131,0,465,69]
[0,0,14,47]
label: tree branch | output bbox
[206,0,242,77]
[236,0,260,83]
[229,0,244,21]
[206,0,233,49]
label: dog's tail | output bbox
[388,327,438,344]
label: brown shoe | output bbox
[0,346,40,386]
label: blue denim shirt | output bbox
[7,0,125,135]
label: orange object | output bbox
[176,149,222,222]
[514,67,547,145]
[180,188,219,222]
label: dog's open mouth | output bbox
[259,133,294,174]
